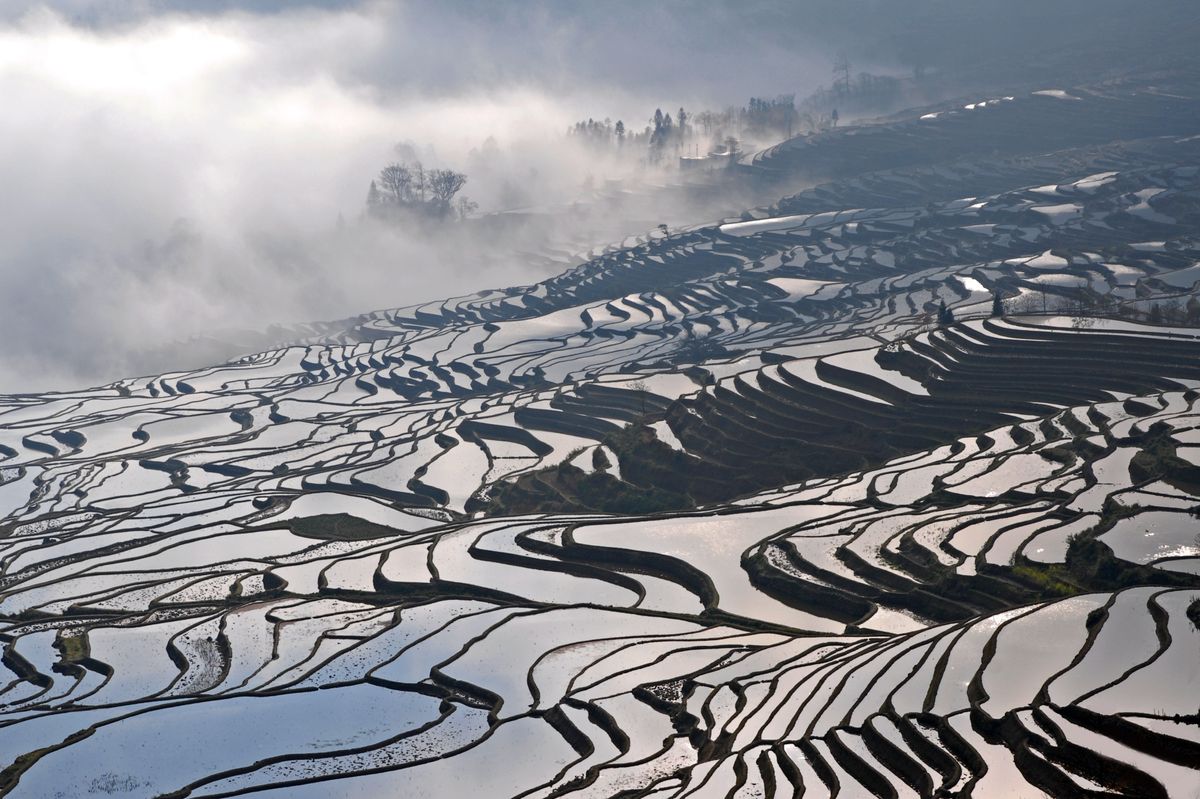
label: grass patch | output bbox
[1008,562,1078,597]
[287,513,404,541]
[56,633,88,663]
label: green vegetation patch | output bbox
[56,634,88,663]
[286,513,404,541]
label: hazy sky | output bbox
[0,0,1191,393]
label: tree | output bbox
[377,164,413,205]
[1149,303,1164,325]
[412,162,427,203]
[1096,293,1120,318]
[456,195,478,221]
[991,290,1004,317]
[630,379,649,417]
[370,160,470,220]
[1162,300,1185,324]
[427,168,467,209]
[615,119,625,146]
[1008,292,1039,315]
[648,108,674,161]
[937,299,955,326]
[592,446,611,471]
[784,102,797,138]
[1186,296,1200,325]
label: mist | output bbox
[3,0,1188,393]
[0,2,839,393]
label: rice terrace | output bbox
[0,2,1197,797]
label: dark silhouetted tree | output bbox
[1187,296,1200,325]
[991,290,1004,317]
[427,168,467,210]
[378,164,413,205]
[370,161,468,220]
[937,299,955,325]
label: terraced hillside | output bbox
[1,78,1199,798]
[744,77,1200,184]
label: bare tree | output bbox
[377,164,413,205]
[427,169,468,209]
[630,379,649,417]
[371,161,470,220]
[1071,314,1097,330]
[456,195,478,221]
[411,162,426,203]
[1008,292,1040,315]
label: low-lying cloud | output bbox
[0,2,848,392]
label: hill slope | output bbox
[0,78,1199,798]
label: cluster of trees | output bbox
[905,288,1200,332]
[700,96,798,140]
[565,56,918,172]
[569,117,627,148]
[568,109,692,162]
[799,72,903,117]
[797,54,906,121]
[1004,289,1200,328]
[366,161,476,221]
[1143,298,1200,326]
[567,95,803,165]
[647,107,686,156]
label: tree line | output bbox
[567,95,805,164]
[1000,286,1200,328]
[566,54,921,168]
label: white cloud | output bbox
[0,2,829,392]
